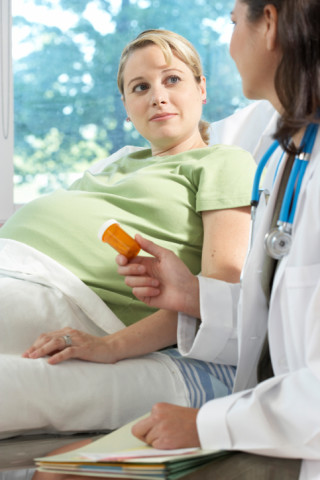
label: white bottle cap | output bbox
[98,219,119,241]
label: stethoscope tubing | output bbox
[252,122,319,259]
[282,123,318,225]
[251,140,279,206]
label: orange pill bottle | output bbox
[98,219,140,259]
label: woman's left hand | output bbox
[22,327,117,365]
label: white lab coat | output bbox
[178,102,320,480]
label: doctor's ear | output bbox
[263,4,279,51]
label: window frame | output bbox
[0,0,14,223]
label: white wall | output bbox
[0,0,14,223]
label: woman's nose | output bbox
[151,88,168,106]
[152,97,166,106]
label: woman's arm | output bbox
[200,206,250,282]
[117,205,251,317]
[23,309,178,365]
[24,206,250,365]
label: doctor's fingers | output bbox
[131,408,180,449]
[116,253,160,276]
[124,274,160,289]
[131,403,173,444]
[134,234,170,260]
[134,403,201,450]
[117,261,148,276]
[131,287,161,306]
[131,413,157,444]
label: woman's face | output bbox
[230,0,280,106]
[122,44,206,155]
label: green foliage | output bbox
[13,0,248,199]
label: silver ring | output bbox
[62,334,72,347]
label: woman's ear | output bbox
[263,4,278,51]
[200,75,207,103]
[121,95,129,118]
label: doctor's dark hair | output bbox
[117,29,210,144]
[241,0,320,152]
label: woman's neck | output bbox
[151,137,208,157]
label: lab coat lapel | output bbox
[270,131,320,298]
[234,150,288,391]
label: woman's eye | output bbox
[166,75,180,85]
[133,83,149,93]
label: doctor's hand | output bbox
[22,327,119,365]
[132,403,200,450]
[116,234,200,317]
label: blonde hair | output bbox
[117,29,209,144]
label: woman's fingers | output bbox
[46,346,79,365]
[23,329,69,357]
[26,336,66,358]
[23,329,117,365]
[22,328,80,363]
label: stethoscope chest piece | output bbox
[253,122,318,261]
[264,223,292,260]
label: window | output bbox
[1,0,249,222]
[0,0,13,222]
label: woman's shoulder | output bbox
[123,147,152,160]
[186,144,256,169]
[205,143,254,156]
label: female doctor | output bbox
[118,0,320,478]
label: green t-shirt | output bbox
[0,146,255,325]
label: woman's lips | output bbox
[149,112,177,121]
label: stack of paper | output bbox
[36,416,227,479]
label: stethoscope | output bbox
[251,122,319,260]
